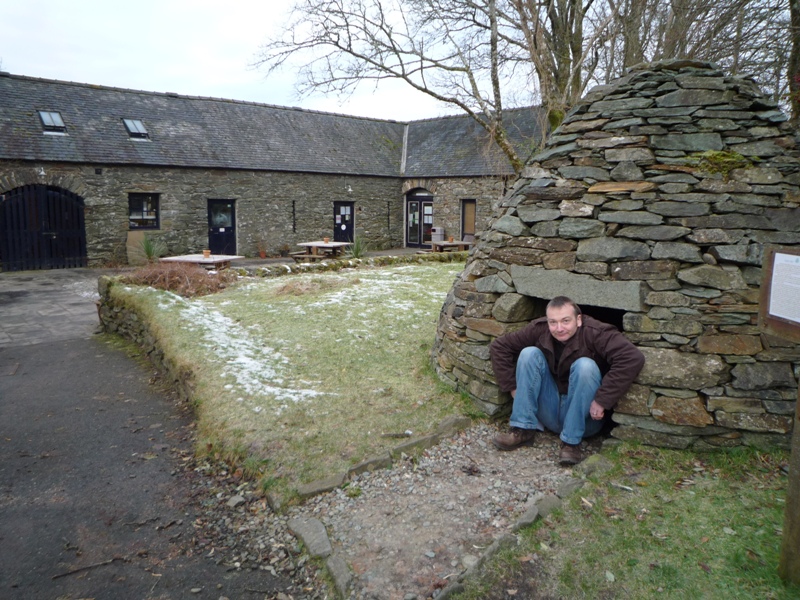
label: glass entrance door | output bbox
[405,192,433,248]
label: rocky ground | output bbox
[186,422,603,600]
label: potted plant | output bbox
[256,235,268,259]
[278,243,290,257]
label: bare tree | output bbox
[256,0,536,172]
[257,0,793,172]
[789,0,800,118]
[595,0,790,101]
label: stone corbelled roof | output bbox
[432,59,800,450]
[0,73,542,177]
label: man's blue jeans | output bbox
[509,347,603,446]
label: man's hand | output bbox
[511,389,516,398]
[590,400,605,420]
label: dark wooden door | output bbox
[333,201,354,242]
[207,199,236,254]
[0,184,87,271]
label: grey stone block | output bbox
[326,554,352,598]
[288,517,332,558]
[348,453,393,477]
[296,473,347,499]
[535,494,562,518]
[390,434,440,459]
[510,265,646,312]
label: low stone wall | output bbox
[96,276,198,405]
[432,59,798,450]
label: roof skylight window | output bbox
[38,111,66,133]
[123,118,149,139]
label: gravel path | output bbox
[189,422,602,600]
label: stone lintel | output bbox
[509,265,646,312]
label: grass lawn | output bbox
[112,261,470,498]
[453,443,797,600]
[112,260,797,598]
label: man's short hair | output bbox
[547,296,581,316]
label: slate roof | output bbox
[405,107,546,177]
[0,73,543,178]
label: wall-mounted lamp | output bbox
[37,167,45,176]
[346,185,353,193]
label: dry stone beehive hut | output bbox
[432,59,800,450]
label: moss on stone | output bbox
[691,150,753,178]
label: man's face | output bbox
[546,304,582,343]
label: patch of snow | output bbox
[154,290,325,415]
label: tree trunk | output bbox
[789,0,800,121]
[778,392,800,584]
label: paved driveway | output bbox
[0,268,298,599]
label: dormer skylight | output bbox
[38,110,66,133]
[123,118,149,139]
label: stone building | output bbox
[0,73,544,270]
[433,60,799,450]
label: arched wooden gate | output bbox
[0,184,88,271]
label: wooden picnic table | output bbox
[160,253,244,269]
[292,241,352,262]
[430,240,474,252]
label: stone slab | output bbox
[510,265,646,312]
[288,517,333,558]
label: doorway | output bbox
[0,184,87,271]
[461,199,476,241]
[333,201,354,242]
[405,189,433,248]
[207,199,236,254]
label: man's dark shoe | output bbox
[559,442,582,465]
[493,427,536,451]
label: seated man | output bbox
[490,296,645,465]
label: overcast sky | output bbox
[0,0,455,121]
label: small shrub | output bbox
[120,261,238,297]
[346,235,368,258]
[137,233,168,262]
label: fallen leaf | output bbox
[605,570,616,582]
[506,590,517,596]
[723,527,736,536]
[518,554,535,563]
[746,549,764,564]
[700,536,710,544]
[699,562,711,573]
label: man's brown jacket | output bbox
[489,315,645,410]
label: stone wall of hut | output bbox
[432,59,800,450]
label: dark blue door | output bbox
[207,199,236,254]
[334,201,354,242]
